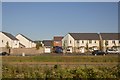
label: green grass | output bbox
[2,55,119,62]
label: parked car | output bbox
[0,52,10,56]
[107,49,120,54]
[92,50,106,56]
[54,46,63,53]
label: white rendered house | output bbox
[62,33,100,53]
[100,33,120,51]
[16,34,36,48]
[0,32,19,48]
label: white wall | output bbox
[88,40,99,48]
[74,40,99,48]
[62,34,75,48]
[62,34,100,49]
[12,40,20,48]
[103,40,120,48]
[16,34,36,48]
[0,32,19,48]
[74,40,87,47]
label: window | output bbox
[105,40,108,45]
[94,41,96,43]
[82,40,84,43]
[2,40,3,43]
[112,40,115,44]
[119,40,120,43]
[89,40,92,43]
[55,41,59,44]
[77,40,79,43]
[70,40,71,44]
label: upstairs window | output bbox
[112,40,115,44]
[105,40,108,46]
[119,40,120,43]
[70,40,71,44]
[77,40,79,43]
[89,40,92,43]
[2,40,3,43]
[94,41,96,43]
[82,40,84,43]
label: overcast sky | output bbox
[2,2,118,40]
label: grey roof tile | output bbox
[2,32,18,40]
[69,33,100,40]
[100,33,120,40]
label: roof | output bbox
[100,33,120,40]
[17,34,33,42]
[42,40,53,46]
[2,32,18,40]
[69,33,100,40]
[53,36,63,41]
[34,40,42,43]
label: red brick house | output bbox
[53,36,63,47]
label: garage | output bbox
[44,47,51,53]
[42,40,53,53]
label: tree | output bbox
[63,41,66,49]
[86,41,89,52]
[113,41,117,50]
[36,41,42,50]
[105,40,108,51]
[6,41,10,49]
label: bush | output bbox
[2,64,120,79]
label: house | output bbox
[100,33,120,51]
[34,40,44,46]
[34,40,44,49]
[62,33,100,53]
[42,40,53,53]
[16,34,36,48]
[0,32,19,49]
[53,36,63,47]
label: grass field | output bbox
[2,62,120,79]
[2,55,119,62]
[1,55,120,79]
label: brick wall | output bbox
[11,47,44,55]
[0,47,9,53]
[53,41,62,47]
[0,47,44,55]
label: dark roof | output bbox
[2,32,18,40]
[53,36,63,41]
[42,40,53,46]
[69,33,100,40]
[34,40,42,43]
[18,34,33,42]
[100,33,120,40]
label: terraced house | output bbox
[62,33,100,53]
[100,33,120,51]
